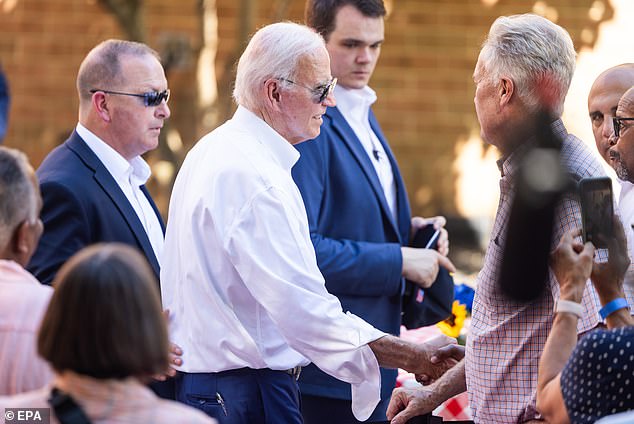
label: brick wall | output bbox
[0,0,612,220]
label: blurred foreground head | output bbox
[0,146,42,266]
[38,243,169,380]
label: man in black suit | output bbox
[28,39,169,285]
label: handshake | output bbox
[367,333,465,424]
[410,335,464,383]
[370,332,463,383]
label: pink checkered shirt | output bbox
[466,120,605,423]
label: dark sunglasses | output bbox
[90,89,170,107]
[278,77,337,104]
[613,116,634,138]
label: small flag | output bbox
[416,289,424,303]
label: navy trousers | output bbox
[175,368,302,424]
[149,378,175,400]
[300,393,390,424]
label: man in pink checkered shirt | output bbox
[388,14,610,424]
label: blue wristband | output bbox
[599,298,629,319]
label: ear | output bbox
[13,220,31,256]
[263,78,282,110]
[92,91,113,123]
[498,77,514,108]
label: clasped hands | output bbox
[413,337,464,384]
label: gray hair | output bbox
[233,22,326,110]
[76,39,160,103]
[480,14,576,116]
[0,147,37,249]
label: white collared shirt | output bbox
[617,179,634,304]
[160,106,384,421]
[334,85,397,221]
[76,123,163,265]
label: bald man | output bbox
[588,64,634,305]
[588,64,634,165]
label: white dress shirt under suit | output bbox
[334,85,397,221]
[76,123,164,265]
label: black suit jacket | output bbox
[28,131,164,284]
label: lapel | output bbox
[328,106,406,243]
[141,185,166,233]
[369,110,412,244]
[66,132,162,276]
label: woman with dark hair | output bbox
[0,243,214,423]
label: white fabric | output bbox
[596,411,634,423]
[160,105,384,421]
[555,300,584,318]
[334,85,397,221]
[76,123,164,264]
[618,179,634,295]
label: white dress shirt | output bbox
[334,85,397,221]
[160,106,384,421]
[76,123,164,265]
[617,179,634,305]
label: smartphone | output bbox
[411,225,440,250]
[579,176,614,248]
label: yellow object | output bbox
[436,300,467,339]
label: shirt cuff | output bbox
[350,346,381,421]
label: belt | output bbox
[284,366,302,380]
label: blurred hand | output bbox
[387,386,438,424]
[401,248,456,289]
[550,229,594,302]
[411,216,449,256]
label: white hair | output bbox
[480,14,576,116]
[233,22,326,110]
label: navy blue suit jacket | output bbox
[292,106,411,404]
[28,131,164,285]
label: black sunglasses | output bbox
[613,116,634,138]
[90,89,170,107]
[278,77,337,104]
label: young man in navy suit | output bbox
[292,1,454,422]
[28,39,169,285]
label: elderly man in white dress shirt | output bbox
[161,22,458,424]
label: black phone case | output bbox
[579,177,613,248]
